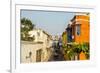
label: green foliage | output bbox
[62,44,67,50]
[63,42,90,60]
[81,42,90,59]
[28,35,35,41]
[21,18,35,41]
[21,18,34,31]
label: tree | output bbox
[21,18,35,41]
[81,42,90,59]
[73,42,90,60]
[63,42,89,60]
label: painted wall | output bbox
[21,41,43,63]
[21,29,53,63]
[62,31,67,46]
[72,14,90,44]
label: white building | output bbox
[21,28,53,63]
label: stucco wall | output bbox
[21,41,46,63]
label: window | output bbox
[37,32,40,37]
[32,35,35,41]
[76,25,81,36]
[37,32,40,40]
[36,49,42,62]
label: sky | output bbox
[21,10,75,36]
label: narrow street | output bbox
[48,47,64,61]
[48,41,64,61]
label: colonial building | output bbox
[65,13,89,44]
[71,13,90,44]
[62,13,90,60]
[66,24,72,43]
[62,31,67,46]
[21,28,53,63]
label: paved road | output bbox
[48,47,64,61]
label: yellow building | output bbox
[62,31,67,46]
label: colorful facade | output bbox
[62,31,67,46]
[62,13,90,60]
[66,24,72,43]
[71,13,90,44]
[79,51,87,60]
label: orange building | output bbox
[62,13,90,60]
[71,13,90,44]
[79,51,87,60]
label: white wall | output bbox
[21,42,43,63]
[0,0,100,73]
